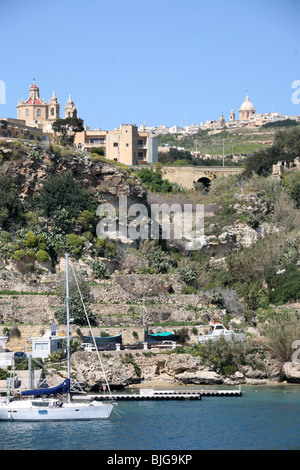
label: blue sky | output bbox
[1,0,299,130]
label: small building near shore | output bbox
[30,325,69,360]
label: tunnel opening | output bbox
[194,177,212,191]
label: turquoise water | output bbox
[0,385,300,450]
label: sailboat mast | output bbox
[65,253,71,403]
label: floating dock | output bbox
[73,387,242,402]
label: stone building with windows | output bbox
[0,118,46,141]
[16,81,77,132]
[74,124,158,166]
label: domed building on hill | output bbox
[239,92,256,121]
[17,81,77,132]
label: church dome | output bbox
[239,92,255,112]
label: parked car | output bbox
[98,343,125,351]
[126,342,147,350]
[13,352,27,359]
[148,341,177,349]
[81,343,97,352]
[158,341,177,348]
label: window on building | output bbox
[90,138,105,144]
[37,109,41,118]
[34,342,48,351]
[113,142,118,147]
[51,108,55,116]
[126,143,129,147]
[25,109,29,117]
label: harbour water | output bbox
[0,385,300,450]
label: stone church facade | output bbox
[17,81,77,132]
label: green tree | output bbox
[282,171,300,208]
[52,117,84,146]
[0,174,23,228]
[55,286,97,327]
[55,271,97,326]
[261,311,300,363]
[274,127,300,160]
[137,168,174,193]
[38,171,93,223]
[244,127,300,177]
[244,145,285,177]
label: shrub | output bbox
[147,250,170,273]
[226,232,286,287]
[90,259,110,279]
[137,168,176,193]
[38,171,93,220]
[0,231,11,242]
[261,310,300,363]
[121,354,141,377]
[103,240,116,259]
[91,148,105,156]
[175,328,190,344]
[67,234,84,248]
[9,326,21,338]
[282,171,300,208]
[76,210,97,233]
[35,249,50,263]
[25,231,38,248]
[180,265,197,285]
[55,290,97,327]
[12,249,25,261]
[181,285,197,294]
[198,337,250,375]
[0,174,23,228]
[265,264,300,304]
[244,214,260,229]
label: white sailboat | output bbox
[0,253,117,421]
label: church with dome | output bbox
[17,81,77,133]
[239,92,256,121]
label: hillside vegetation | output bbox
[0,128,300,385]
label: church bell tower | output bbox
[65,94,77,118]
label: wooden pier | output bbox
[73,387,242,402]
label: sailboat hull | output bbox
[0,400,115,421]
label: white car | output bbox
[81,343,96,352]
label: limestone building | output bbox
[65,94,77,118]
[239,92,256,121]
[74,124,158,165]
[17,81,77,132]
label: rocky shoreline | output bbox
[64,350,300,391]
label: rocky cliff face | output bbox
[69,349,296,390]
[0,141,147,203]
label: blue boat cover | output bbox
[144,330,179,342]
[21,379,70,397]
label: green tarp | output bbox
[144,330,179,342]
[82,334,122,347]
